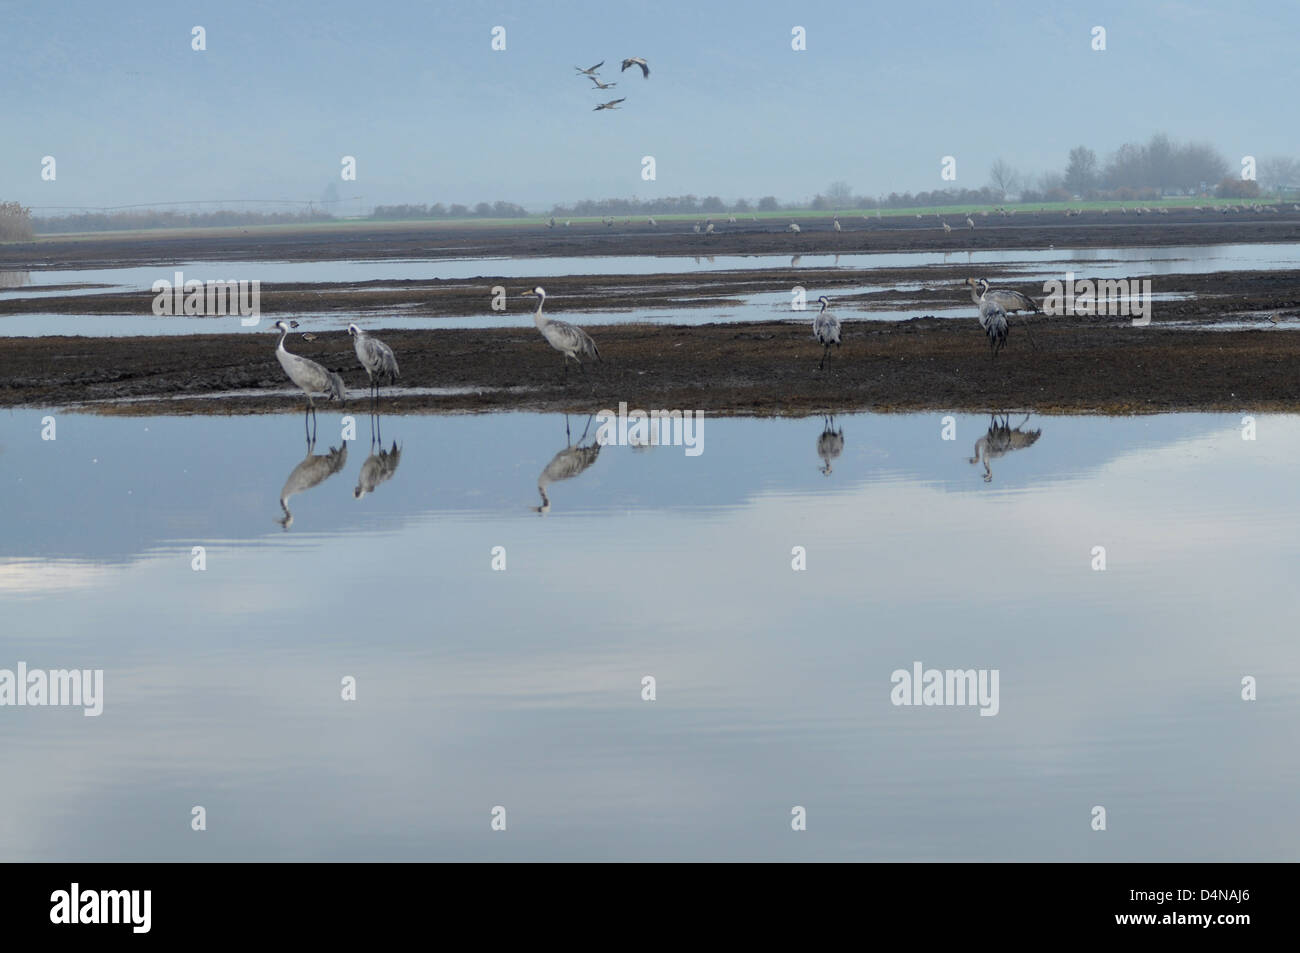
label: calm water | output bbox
[2,242,1297,337]
[1,409,1297,860]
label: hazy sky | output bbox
[3,0,1297,212]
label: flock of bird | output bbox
[269,270,1040,431]
[577,56,649,111]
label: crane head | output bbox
[347,323,361,337]
[520,286,545,298]
[817,295,830,307]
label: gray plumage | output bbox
[969,277,1040,314]
[536,444,601,513]
[969,414,1042,483]
[521,287,600,378]
[812,295,841,370]
[354,441,402,499]
[976,294,1009,360]
[274,320,345,404]
[277,441,348,528]
[348,323,400,388]
[620,57,649,78]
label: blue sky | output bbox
[2,0,1297,211]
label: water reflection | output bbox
[355,439,402,500]
[534,415,601,513]
[968,413,1042,483]
[3,410,1299,860]
[816,415,845,475]
[0,270,31,289]
[276,435,349,528]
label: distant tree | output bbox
[1260,157,1300,192]
[701,195,726,212]
[1063,146,1098,195]
[757,195,779,211]
[988,158,1020,198]
[449,203,469,216]
[732,198,752,213]
[0,201,34,241]
[1216,177,1260,199]
[825,181,854,207]
[810,194,830,210]
[430,203,447,216]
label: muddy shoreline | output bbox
[4,314,1299,417]
[3,220,1298,416]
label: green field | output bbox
[16,194,1295,243]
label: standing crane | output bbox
[272,320,345,442]
[971,283,1009,360]
[967,277,1039,348]
[348,323,399,405]
[519,287,601,383]
[812,295,842,371]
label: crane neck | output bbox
[533,296,548,326]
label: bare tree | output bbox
[825,181,854,207]
[988,159,1020,199]
[1260,157,1300,192]
[1063,146,1098,196]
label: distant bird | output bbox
[300,332,318,341]
[1264,312,1282,326]
[354,441,402,499]
[788,222,801,233]
[620,57,650,78]
[647,217,656,226]
[575,60,604,76]
[588,75,617,90]
[348,323,399,405]
[273,320,345,439]
[942,221,952,234]
[727,215,737,224]
[520,286,601,382]
[971,284,1009,360]
[705,222,715,234]
[693,222,701,233]
[833,216,842,232]
[812,295,842,371]
[564,220,571,226]
[816,415,844,475]
[969,413,1042,482]
[593,98,625,111]
[966,217,975,229]
[548,217,555,228]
